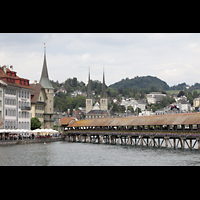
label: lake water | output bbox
[1,141,200,166]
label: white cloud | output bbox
[1,33,200,87]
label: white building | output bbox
[147,92,166,104]
[0,80,7,128]
[0,65,33,130]
[120,97,146,111]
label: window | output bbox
[87,100,91,105]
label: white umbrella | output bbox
[45,129,55,133]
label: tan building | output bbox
[86,71,93,114]
[39,45,54,129]
[100,70,108,111]
[193,97,200,107]
[30,81,47,128]
[31,45,54,129]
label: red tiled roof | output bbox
[60,117,76,126]
[0,66,34,90]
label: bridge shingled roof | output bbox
[67,112,200,127]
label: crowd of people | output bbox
[0,133,61,141]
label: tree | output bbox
[150,105,157,112]
[112,104,119,112]
[127,106,134,113]
[72,77,78,87]
[31,117,42,130]
[135,107,142,114]
[193,91,198,99]
[177,91,185,97]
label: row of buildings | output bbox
[0,45,54,130]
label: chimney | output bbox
[34,80,37,84]
[2,65,6,73]
[10,65,13,71]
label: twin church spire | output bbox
[86,68,108,114]
[87,68,107,99]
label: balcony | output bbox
[21,106,31,111]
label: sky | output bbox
[0,33,200,87]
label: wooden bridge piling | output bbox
[64,132,200,150]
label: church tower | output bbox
[39,44,54,129]
[100,68,108,111]
[86,69,93,114]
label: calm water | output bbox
[1,141,200,166]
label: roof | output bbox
[39,48,53,89]
[68,112,200,127]
[30,83,47,103]
[60,117,76,126]
[101,69,107,98]
[87,110,107,115]
[87,70,92,99]
[0,67,34,90]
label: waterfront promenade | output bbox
[0,137,63,146]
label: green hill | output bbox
[109,76,170,91]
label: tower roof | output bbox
[101,68,107,98]
[39,45,53,89]
[87,68,92,99]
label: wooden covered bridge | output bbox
[61,113,200,150]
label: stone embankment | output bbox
[0,137,63,146]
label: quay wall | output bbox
[0,137,64,146]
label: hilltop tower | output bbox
[86,69,93,114]
[100,68,108,111]
[39,44,54,129]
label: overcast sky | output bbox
[0,33,200,87]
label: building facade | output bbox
[30,81,47,128]
[0,65,33,130]
[193,97,200,108]
[147,92,166,104]
[0,80,6,128]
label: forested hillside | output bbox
[109,76,170,91]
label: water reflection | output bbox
[0,141,200,166]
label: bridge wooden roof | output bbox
[60,117,76,126]
[67,112,200,127]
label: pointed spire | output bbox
[39,44,53,89]
[101,67,107,98]
[87,67,92,99]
